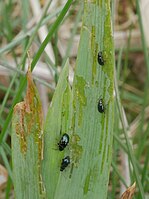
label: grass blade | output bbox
[54,1,114,198]
[12,67,45,198]
[43,1,114,198]
[42,60,72,198]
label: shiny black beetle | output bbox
[98,98,105,113]
[60,156,70,171]
[58,133,69,151]
[98,51,104,66]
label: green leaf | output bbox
[43,1,114,199]
[12,67,45,199]
[53,1,114,199]
[42,60,73,198]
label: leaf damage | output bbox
[13,66,43,158]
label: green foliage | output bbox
[5,0,149,198]
[42,61,73,198]
[12,68,45,198]
[42,1,114,199]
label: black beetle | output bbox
[58,133,69,151]
[60,156,70,171]
[98,98,105,113]
[98,51,104,66]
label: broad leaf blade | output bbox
[42,61,73,198]
[12,68,45,199]
[54,1,114,199]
